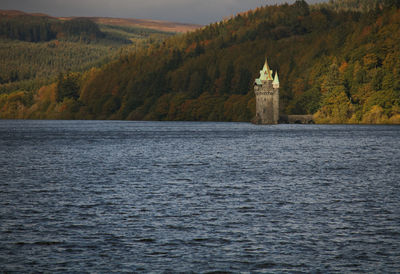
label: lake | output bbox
[0,120,399,272]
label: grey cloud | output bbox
[0,0,327,24]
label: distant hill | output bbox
[0,10,49,17]
[0,10,199,93]
[0,10,201,33]
[60,17,201,33]
[0,10,115,43]
[0,0,399,123]
[0,10,200,43]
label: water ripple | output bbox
[0,121,399,273]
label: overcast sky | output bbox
[0,0,328,25]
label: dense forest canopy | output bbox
[1,0,399,123]
[315,0,400,12]
[0,12,176,94]
[0,15,109,42]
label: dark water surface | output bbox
[1,120,399,273]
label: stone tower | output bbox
[254,58,279,124]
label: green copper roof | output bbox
[263,58,271,73]
[259,58,273,81]
[255,79,262,85]
[273,71,279,84]
[259,70,267,81]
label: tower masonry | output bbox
[254,58,279,124]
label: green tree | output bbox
[56,73,80,102]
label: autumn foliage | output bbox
[1,0,400,124]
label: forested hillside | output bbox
[1,0,399,123]
[316,0,398,12]
[0,11,182,94]
[0,13,109,43]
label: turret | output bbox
[257,58,273,82]
[273,71,279,89]
[253,56,279,124]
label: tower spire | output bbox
[263,57,270,73]
[273,71,279,88]
[259,57,273,81]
